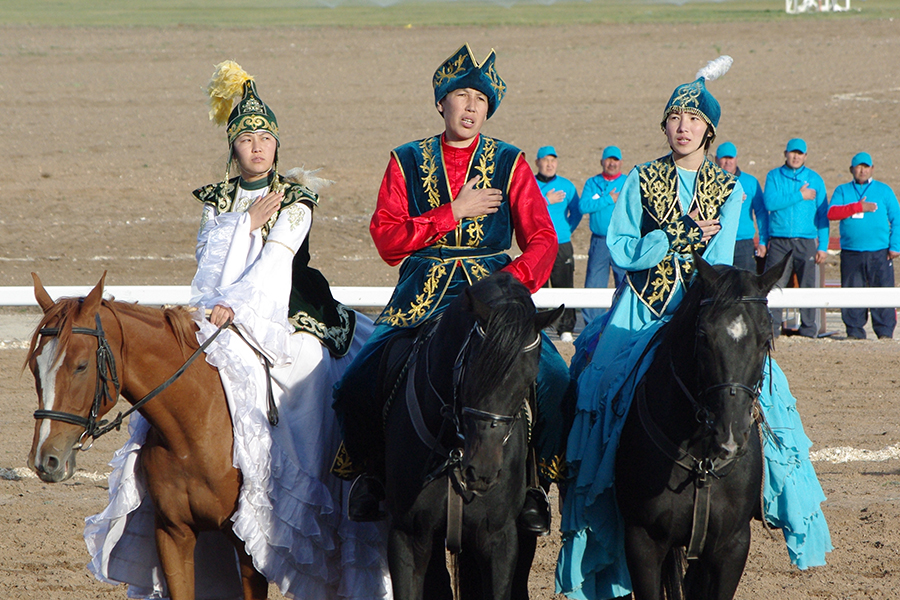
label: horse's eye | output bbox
[74,362,88,374]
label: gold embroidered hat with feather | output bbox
[206,60,279,145]
[661,55,733,135]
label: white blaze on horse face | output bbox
[726,315,748,342]
[34,339,63,461]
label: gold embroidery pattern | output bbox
[647,259,677,307]
[640,160,679,224]
[227,115,278,141]
[433,54,467,87]
[462,137,497,247]
[242,95,265,114]
[288,303,353,350]
[419,138,442,209]
[539,455,567,483]
[485,62,507,103]
[330,442,359,481]
[285,202,306,231]
[671,81,703,112]
[377,262,448,327]
[466,259,491,282]
[473,137,497,188]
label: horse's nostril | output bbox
[45,455,59,472]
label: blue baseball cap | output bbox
[785,138,807,154]
[536,146,557,159]
[851,152,872,167]
[716,141,737,159]
[601,146,622,160]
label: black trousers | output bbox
[840,249,896,339]
[544,241,577,334]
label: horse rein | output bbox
[34,311,230,449]
[637,294,772,559]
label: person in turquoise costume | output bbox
[332,44,571,532]
[556,56,832,600]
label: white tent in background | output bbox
[786,0,851,13]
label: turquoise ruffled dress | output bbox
[555,163,832,599]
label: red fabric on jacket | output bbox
[369,134,557,293]
[827,200,864,221]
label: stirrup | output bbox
[348,474,387,522]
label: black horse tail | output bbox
[662,546,687,600]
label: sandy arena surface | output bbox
[2,17,900,599]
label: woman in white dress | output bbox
[85,61,391,600]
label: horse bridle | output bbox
[673,295,772,432]
[33,310,228,450]
[637,294,772,560]
[435,321,540,447]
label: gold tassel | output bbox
[206,60,253,126]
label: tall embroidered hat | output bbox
[433,44,507,119]
[662,55,733,135]
[206,60,279,145]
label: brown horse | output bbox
[26,272,268,600]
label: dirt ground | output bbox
[3,17,900,600]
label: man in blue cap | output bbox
[715,141,769,273]
[579,145,626,326]
[828,152,900,339]
[535,145,582,341]
[763,137,829,338]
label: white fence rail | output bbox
[2,286,899,310]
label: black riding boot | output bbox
[518,486,551,536]
[348,473,387,522]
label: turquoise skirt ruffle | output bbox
[556,323,832,599]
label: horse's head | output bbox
[26,273,120,482]
[449,272,563,493]
[689,253,789,461]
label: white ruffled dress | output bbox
[83,182,392,599]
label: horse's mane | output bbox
[465,277,537,395]
[26,298,200,370]
[659,266,759,354]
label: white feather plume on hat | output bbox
[696,55,733,82]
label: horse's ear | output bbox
[692,251,721,285]
[463,285,493,323]
[32,273,55,314]
[758,250,791,295]
[535,304,565,332]
[82,271,107,314]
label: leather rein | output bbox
[636,295,771,560]
[399,319,539,555]
[33,312,229,451]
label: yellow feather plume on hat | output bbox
[206,60,254,126]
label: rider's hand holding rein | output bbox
[248,191,284,230]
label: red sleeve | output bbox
[827,201,863,221]
[369,157,458,266]
[500,154,558,293]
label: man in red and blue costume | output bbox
[333,44,570,532]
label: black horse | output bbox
[382,271,563,600]
[615,254,789,600]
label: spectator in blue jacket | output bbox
[764,138,829,338]
[828,152,900,339]
[716,141,769,273]
[535,145,582,341]
[579,145,627,326]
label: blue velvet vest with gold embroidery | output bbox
[376,135,523,328]
[626,155,736,317]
